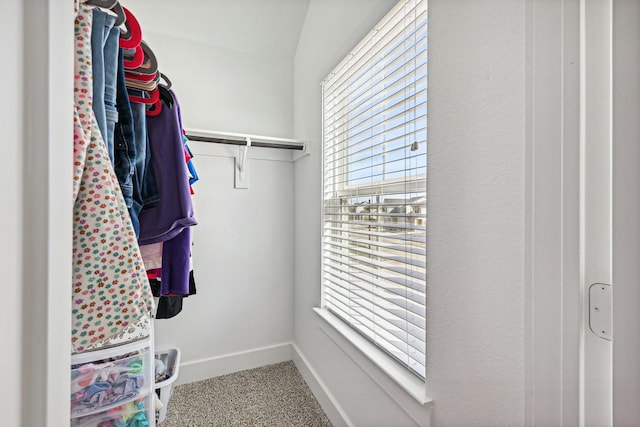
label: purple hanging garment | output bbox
[161,226,191,296]
[139,90,197,245]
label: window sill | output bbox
[313,307,432,406]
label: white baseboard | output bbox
[176,342,294,386]
[292,343,351,427]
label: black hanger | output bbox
[86,0,118,8]
[111,2,126,26]
[159,73,172,90]
[86,0,125,26]
[159,85,174,109]
[157,73,174,108]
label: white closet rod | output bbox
[185,129,305,151]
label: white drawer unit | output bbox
[70,337,155,425]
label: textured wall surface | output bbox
[426,0,526,425]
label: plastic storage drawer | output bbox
[71,338,152,419]
[70,393,154,427]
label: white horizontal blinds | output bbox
[322,0,427,379]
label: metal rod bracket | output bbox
[235,137,251,189]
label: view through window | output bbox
[321,0,427,378]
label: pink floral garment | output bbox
[72,4,154,353]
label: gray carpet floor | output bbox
[160,361,333,427]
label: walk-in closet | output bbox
[6,0,640,426]
[65,0,433,423]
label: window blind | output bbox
[321,0,427,379]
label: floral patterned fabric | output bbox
[72,4,154,354]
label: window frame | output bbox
[319,0,428,399]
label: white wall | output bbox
[155,142,296,383]
[427,1,525,424]
[139,31,294,137]
[293,0,526,426]
[133,30,297,379]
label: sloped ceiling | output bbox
[121,0,311,59]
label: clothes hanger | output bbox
[129,88,159,105]
[157,73,174,107]
[119,6,142,49]
[85,0,118,8]
[146,73,175,116]
[85,0,125,27]
[126,79,160,93]
[146,98,163,117]
[158,85,174,109]
[111,2,126,26]
[159,73,172,90]
[127,41,158,75]
[123,45,144,69]
[125,71,158,83]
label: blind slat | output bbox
[324,270,426,322]
[324,8,427,99]
[330,236,426,256]
[325,281,426,344]
[325,218,425,233]
[324,44,427,128]
[325,293,426,356]
[323,225,426,244]
[324,291,425,356]
[323,264,426,308]
[325,238,426,266]
[325,238,425,257]
[324,12,426,100]
[325,52,427,133]
[326,301,425,372]
[324,269,426,322]
[324,254,426,295]
[325,246,426,280]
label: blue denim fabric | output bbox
[129,91,159,222]
[141,136,160,208]
[91,9,119,161]
[114,50,135,222]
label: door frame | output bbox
[19,1,74,425]
[525,0,582,425]
[525,0,633,425]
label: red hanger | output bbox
[146,99,163,117]
[119,7,142,49]
[129,88,159,105]
[123,45,144,69]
